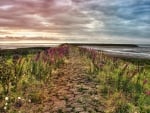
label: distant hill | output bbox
[64,43,139,47]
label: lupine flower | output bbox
[98,61,105,68]
[143,79,148,85]
[145,91,150,96]
[35,52,40,61]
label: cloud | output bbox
[73,0,150,38]
[0,0,149,43]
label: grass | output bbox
[0,45,150,112]
[0,45,69,112]
[79,47,150,112]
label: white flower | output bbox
[28,99,31,103]
[18,97,21,100]
[4,106,7,110]
[5,102,8,106]
[5,97,9,101]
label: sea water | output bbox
[81,45,150,59]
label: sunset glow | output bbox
[0,0,149,44]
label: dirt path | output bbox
[43,48,105,113]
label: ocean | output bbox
[81,45,150,59]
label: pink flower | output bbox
[35,52,40,61]
[145,91,150,96]
[143,79,148,85]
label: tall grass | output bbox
[0,45,69,111]
[79,47,150,112]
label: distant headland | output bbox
[61,43,139,47]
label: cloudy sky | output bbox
[0,0,150,44]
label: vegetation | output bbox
[0,45,150,112]
[0,45,69,112]
[79,47,150,112]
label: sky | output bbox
[0,0,150,44]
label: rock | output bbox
[75,107,84,112]
[65,108,73,112]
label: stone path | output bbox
[44,47,105,113]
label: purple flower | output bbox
[35,52,40,61]
[143,79,148,85]
[145,91,150,96]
